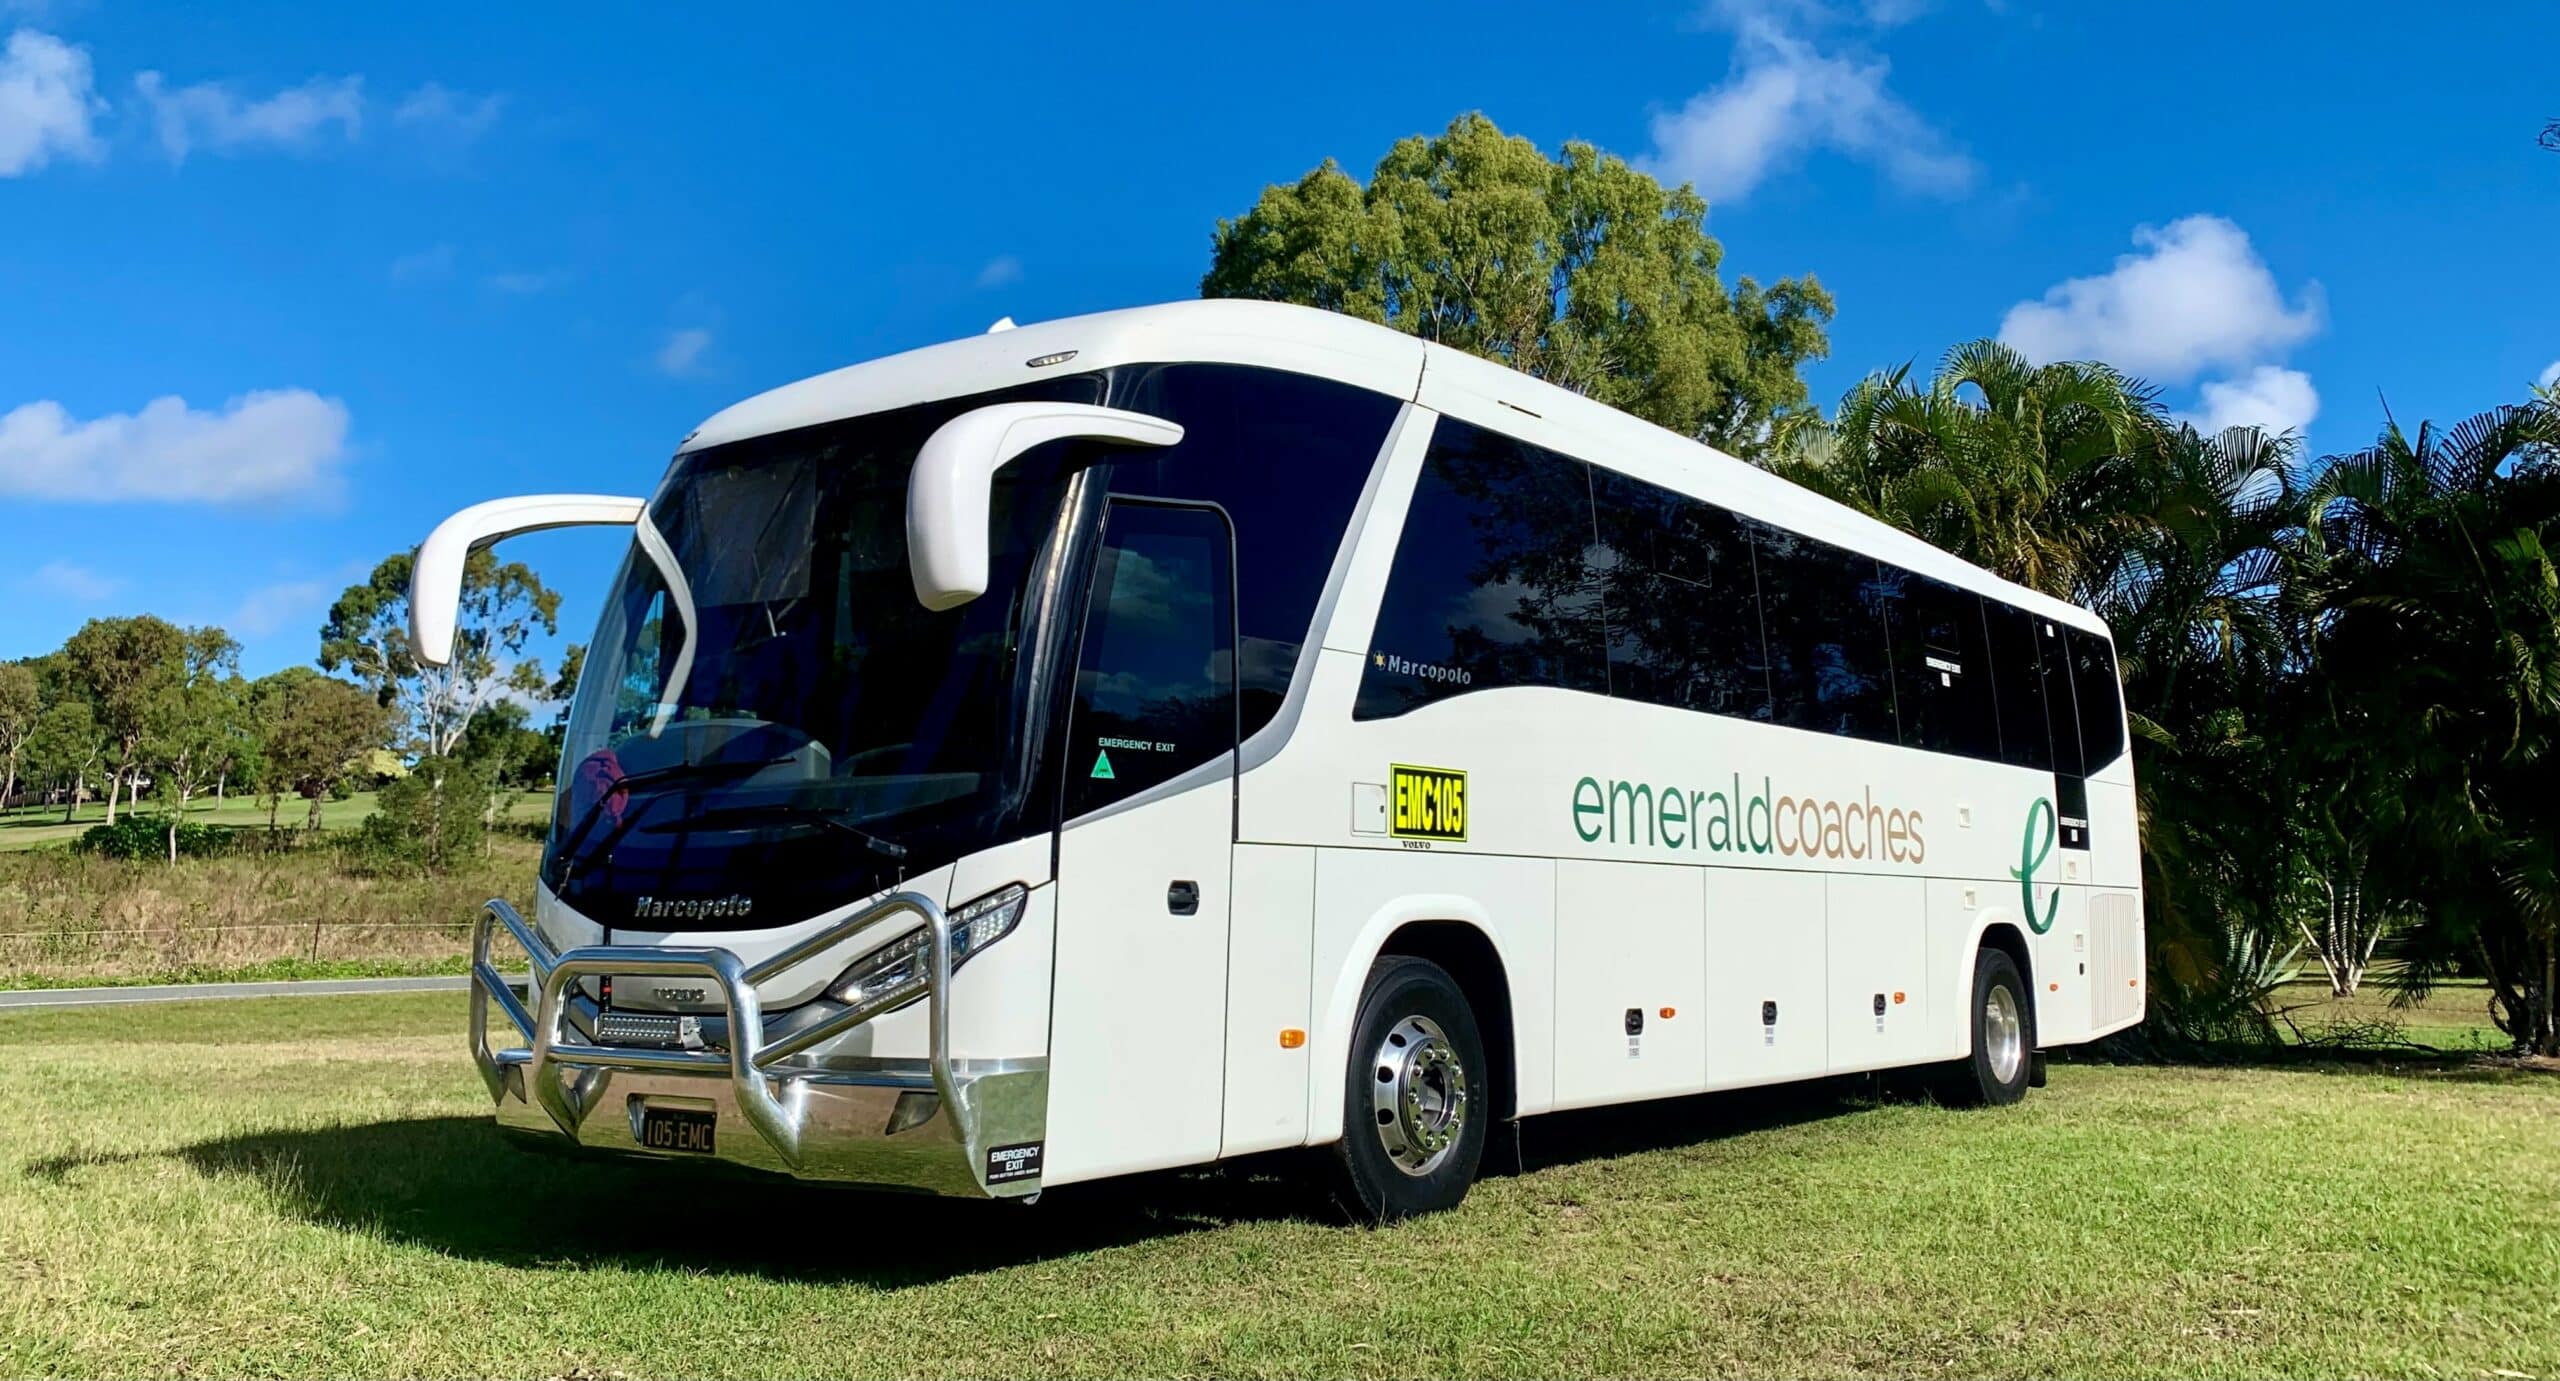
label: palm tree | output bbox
[1775,343,2312,1043]
[2305,403,2560,1052]
[1770,340,2155,600]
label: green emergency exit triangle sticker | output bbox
[1090,749,1115,780]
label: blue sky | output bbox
[4,0,2557,681]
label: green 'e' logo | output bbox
[2013,797,2059,935]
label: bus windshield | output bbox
[544,383,1098,929]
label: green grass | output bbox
[0,792,386,852]
[2,995,2553,1378]
[2271,975,2510,1052]
[0,790,552,853]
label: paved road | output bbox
[0,974,478,1010]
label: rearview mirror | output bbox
[409,494,645,667]
[907,403,1183,610]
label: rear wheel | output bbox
[1330,956,1488,1222]
[1943,948,2034,1107]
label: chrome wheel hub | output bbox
[1370,1013,1467,1177]
[1985,983,2025,1084]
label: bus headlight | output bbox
[825,884,1028,1015]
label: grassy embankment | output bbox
[0,791,548,987]
[0,992,2553,1377]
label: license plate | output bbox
[638,1105,716,1155]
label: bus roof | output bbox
[681,299,2108,638]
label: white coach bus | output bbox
[416,300,2142,1219]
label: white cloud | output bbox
[1997,215,2323,382]
[226,578,332,638]
[0,389,350,503]
[392,82,501,141]
[2538,360,2560,392]
[2184,365,2320,440]
[1642,5,1975,203]
[133,70,362,161]
[976,254,1023,289]
[26,559,119,602]
[0,28,104,176]
[655,327,712,377]
[390,243,455,280]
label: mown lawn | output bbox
[2271,975,2510,1052]
[1,995,2553,1378]
[0,790,552,853]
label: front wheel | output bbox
[1330,956,1488,1222]
[1942,947,2034,1107]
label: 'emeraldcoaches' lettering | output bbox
[1570,774,1926,865]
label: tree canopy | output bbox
[1202,112,1835,458]
[319,547,563,761]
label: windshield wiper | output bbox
[554,753,800,875]
[655,802,910,861]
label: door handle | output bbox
[1167,880,1199,916]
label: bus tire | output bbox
[1943,947,2034,1107]
[1330,955,1488,1222]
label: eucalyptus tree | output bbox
[1203,112,1836,458]
[320,547,561,763]
[251,667,394,835]
[59,615,185,825]
[142,628,247,863]
[0,662,37,814]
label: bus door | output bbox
[1042,500,1240,1183]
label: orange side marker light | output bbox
[1658,1007,1676,1020]
[1891,992,1906,1005]
[1278,1029,1305,1049]
[2049,982,2060,992]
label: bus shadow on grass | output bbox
[49,1078,1882,1284]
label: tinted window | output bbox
[546,375,1107,929]
[1878,569,2002,760]
[1062,503,1236,818]
[1589,469,1769,719]
[2037,615,2085,778]
[1355,420,1607,719]
[1983,600,2054,771]
[2067,627,2126,769]
[1750,520,1897,742]
[1105,365,1399,741]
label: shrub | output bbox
[75,814,232,861]
[344,765,490,875]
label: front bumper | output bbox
[470,893,1045,1197]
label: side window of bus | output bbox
[1749,519,1897,743]
[1354,420,1609,719]
[1878,568,2001,760]
[1982,600,2054,771]
[1103,365,1401,742]
[2038,616,2085,780]
[2066,626,2127,770]
[1061,502,1238,819]
[1588,468,1770,719]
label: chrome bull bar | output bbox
[469,890,1029,1195]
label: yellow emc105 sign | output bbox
[1390,764,1468,842]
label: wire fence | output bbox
[1,918,482,975]
[0,923,470,940]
